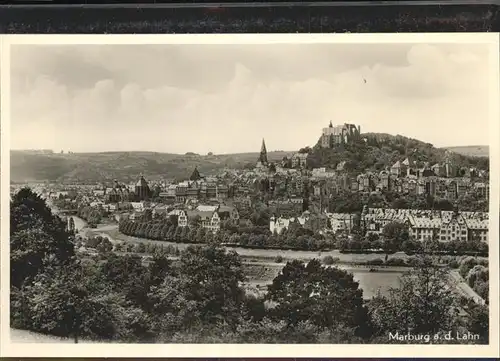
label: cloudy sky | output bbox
[10,42,492,154]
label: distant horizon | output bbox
[9,138,490,155]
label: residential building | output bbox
[326,213,356,234]
[291,153,309,169]
[269,215,307,234]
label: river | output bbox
[91,223,408,263]
[53,211,483,303]
[49,201,88,237]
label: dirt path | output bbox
[449,270,485,305]
[9,329,101,344]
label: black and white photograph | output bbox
[1,34,499,357]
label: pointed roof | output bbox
[136,175,149,187]
[190,167,201,181]
[392,160,401,168]
[260,138,267,154]
[402,157,416,167]
[258,138,268,165]
[329,120,333,128]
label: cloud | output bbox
[10,42,491,153]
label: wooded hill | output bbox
[10,150,292,184]
[306,133,489,174]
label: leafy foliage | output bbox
[308,133,488,174]
[369,255,464,340]
[10,187,75,288]
[266,259,371,338]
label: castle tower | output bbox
[258,138,269,166]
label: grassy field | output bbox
[444,145,489,158]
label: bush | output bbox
[385,257,406,266]
[448,259,459,269]
[275,255,284,263]
[405,256,419,266]
[366,258,384,266]
[322,256,339,265]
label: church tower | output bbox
[258,138,269,166]
[190,166,201,181]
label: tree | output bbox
[369,255,461,340]
[169,215,179,228]
[148,253,173,287]
[381,221,409,254]
[266,259,371,338]
[19,263,116,342]
[87,209,101,228]
[466,303,489,344]
[143,209,153,222]
[10,187,75,289]
[177,245,246,328]
[96,237,113,254]
[68,217,75,234]
[99,254,150,306]
[189,214,201,228]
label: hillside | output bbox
[10,150,292,183]
[10,133,489,183]
[307,133,489,173]
[444,145,489,158]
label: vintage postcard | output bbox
[0,33,499,358]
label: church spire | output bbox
[190,166,201,181]
[259,138,268,165]
[329,120,333,128]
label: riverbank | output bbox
[92,224,412,265]
[61,215,485,304]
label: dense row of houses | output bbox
[362,207,489,243]
[158,180,231,203]
[269,207,489,243]
[310,170,489,200]
[30,181,491,245]
[121,203,240,233]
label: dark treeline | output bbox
[118,213,333,251]
[117,209,488,256]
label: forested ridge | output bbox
[307,133,489,174]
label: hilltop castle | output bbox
[320,121,361,148]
